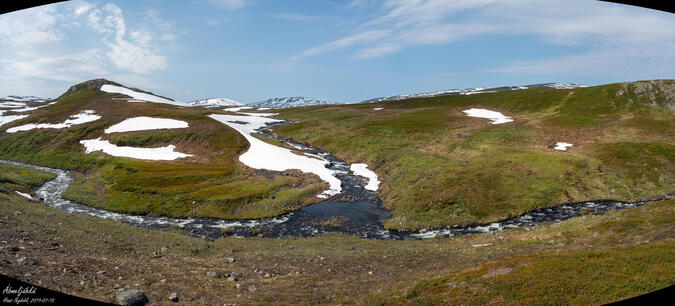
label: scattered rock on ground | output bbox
[116,289,149,306]
[206,271,223,278]
[168,292,179,302]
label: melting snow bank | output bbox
[0,110,28,128]
[209,114,341,197]
[350,163,380,191]
[80,138,192,160]
[100,84,184,106]
[224,106,253,112]
[554,142,573,151]
[0,102,28,108]
[105,117,189,133]
[15,191,32,199]
[462,108,513,124]
[6,110,100,133]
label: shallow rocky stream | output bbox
[0,121,668,240]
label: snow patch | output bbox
[209,114,341,197]
[6,110,100,133]
[15,191,32,199]
[373,107,383,111]
[350,163,380,191]
[462,108,513,124]
[0,102,27,108]
[100,84,184,106]
[554,142,573,151]
[104,117,189,133]
[224,106,253,112]
[549,82,587,89]
[80,138,193,160]
[0,110,29,128]
[238,112,279,117]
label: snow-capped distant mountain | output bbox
[188,97,243,108]
[250,97,336,108]
[1,95,49,102]
[361,82,586,103]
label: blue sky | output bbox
[0,0,673,104]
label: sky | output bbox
[0,0,673,104]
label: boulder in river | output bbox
[116,289,149,306]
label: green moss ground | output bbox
[273,80,674,230]
[0,88,325,219]
[0,162,672,304]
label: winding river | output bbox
[0,121,669,239]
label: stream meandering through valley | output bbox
[0,121,668,240]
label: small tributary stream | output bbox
[0,121,668,240]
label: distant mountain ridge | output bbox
[250,97,335,108]
[361,82,586,103]
[1,95,49,102]
[188,98,243,108]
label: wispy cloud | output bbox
[269,13,332,22]
[293,0,675,77]
[203,0,247,10]
[293,30,391,62]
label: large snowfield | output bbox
[462,108,513,124]
[6,110,101,133]
[80,138,193,160]
[105,117,189,133]
[209,113,342,198]
[100,84,184,106]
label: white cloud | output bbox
[84,4,168,74]
[1,49,108,82]
[293,0,675,77]
[0,5,63,46]
[0,1,178,97]
[73,1,93,16]
[107,40,167,73]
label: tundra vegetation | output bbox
[273,80,674,230]
[0,164,672,304]
[0,79,672,303]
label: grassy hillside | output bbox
[273,80,675,230]
[0,162,672,304]
[0,81,326,219]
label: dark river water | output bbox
[0,122,669,239]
